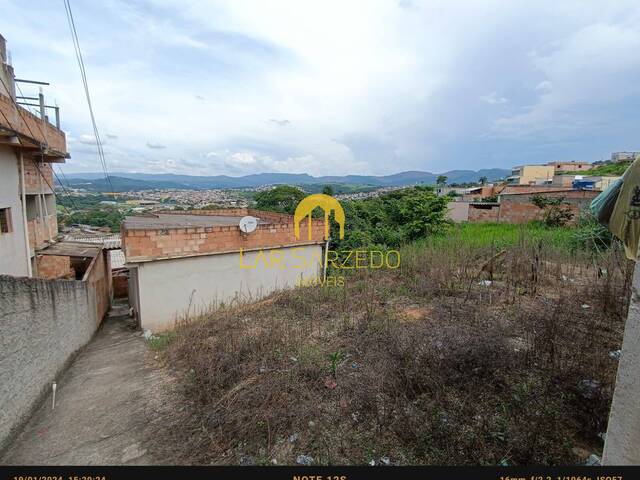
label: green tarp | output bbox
[596,157,640,260]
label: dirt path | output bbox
[1,303,173,465]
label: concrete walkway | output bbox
[1,302,172,465]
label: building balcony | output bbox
[0,92,67,162]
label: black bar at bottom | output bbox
[0,465,637,480]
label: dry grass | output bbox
[149,233,632,466]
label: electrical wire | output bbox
[63,0,115,196]
[0,77,76,214]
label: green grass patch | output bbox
[148,331,177,351]
[422,222,576,252]
[560,161,630,177]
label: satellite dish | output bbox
[239,216,258,233]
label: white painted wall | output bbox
[0,146,29,276]
[134,244,323,331]
[603,260,640,464]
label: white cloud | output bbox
[479,92,507,105]
[3,0,640,175]
[146,142,167,149]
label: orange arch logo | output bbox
[294,194,345,240]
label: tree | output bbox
[321,185,335,196]
[337,186,449,249]
[436,175,448,186]
[479,176,488,185]
[254,185,306,214]
[530,194,574,227]
[65,205,125,232]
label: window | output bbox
[0,208,12,234]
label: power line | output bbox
[0,74,47,145]
[52,166,79,212]
[63,0,115,197]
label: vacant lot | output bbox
[149,224,632,466]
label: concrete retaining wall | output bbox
[0,275,99,450]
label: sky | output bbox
[1,0,640,177]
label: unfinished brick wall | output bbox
[159,208,294,223]
[83,249,111,325]
[112,272,128,298]
[496,201,545,224]
[468,205,500,222]
[27,214,57,250]
[502,190,599,202]
[36,255,74,279]
[0,93,67,154]
[122,212,326,263]
[23,162,54,193]
[495,185,575,195]
[461,186,497,201]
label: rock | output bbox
[288,433,299,443]
[585,454,601,466]
[578,379,601,399]
[121,443,147,463]
[379,456,391,466]
[308,420,316,428]
[572,446,591,459]
[296,454,313,465]
[324,376,337,389]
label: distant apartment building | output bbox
[506,165,555,185]
[122,208,327,331]
[547,160,591,172]
[612,151,639,162]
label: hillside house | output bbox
[547,160,591,172]
[122,208,327,331]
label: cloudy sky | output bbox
[1,0,639,176]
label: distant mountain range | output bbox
[59,169,510,192]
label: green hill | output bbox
[562,161,630,177]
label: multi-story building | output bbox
[611,152,639,162]
[506,165,555,185]
[1,32,114,451]
[0,34,69,276]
